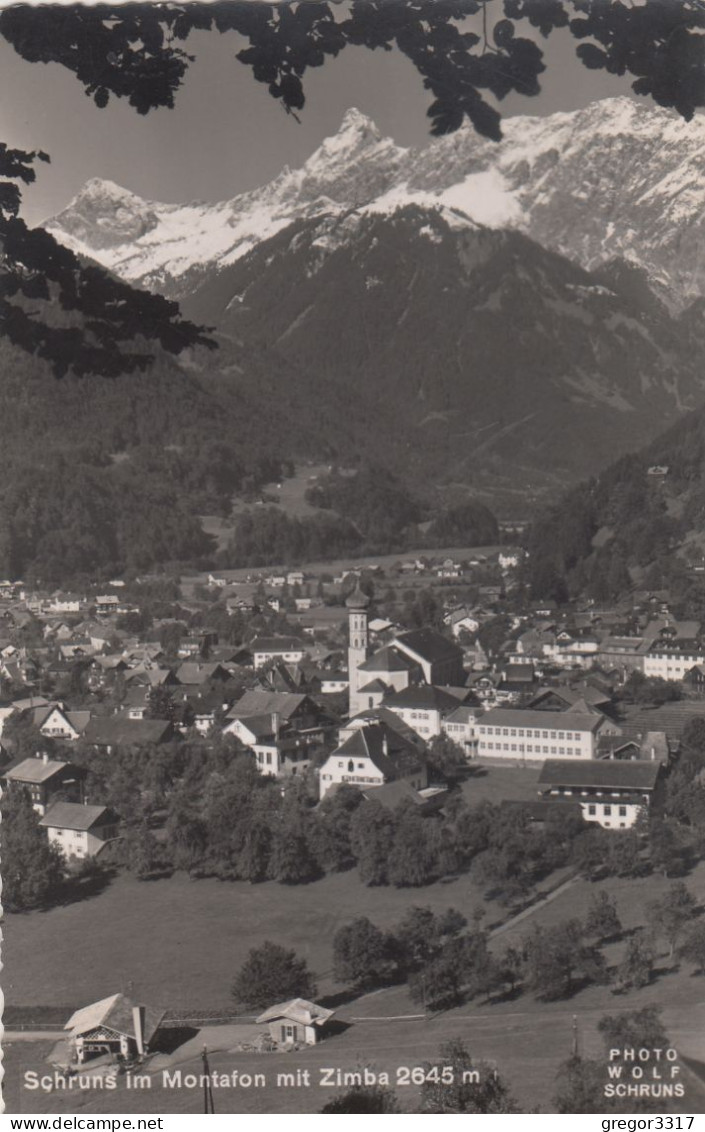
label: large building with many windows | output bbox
[537,758,662,829]
[476,708,620,762]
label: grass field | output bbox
[3,868,498,1012]
[5,862,705,1115]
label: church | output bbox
[345,582,465,717]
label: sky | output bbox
[0,3,646,226]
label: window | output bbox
[588,805,596,815]
[618,806,627,817]
[603,805,612,815]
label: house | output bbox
[537,758,662,829]
[40,801,120,858]
[46,594,84,614]
[36,703,91,742]
[446,608,480,638]
[4,754,85,814]
[286,571,305,587]
[255,999,334,1046]
[318,722,427,799]
[95,595,120,615]
[64,995,164,1063]
[495,663,538,704]
[643,639,705,682]
[384,684,466,741]
[225,691,324,734]
[319,671,349,694]
[175,661,232,686]
[251,637,307,668]
[476,708,621,762]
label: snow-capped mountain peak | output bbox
[46,96,705,306]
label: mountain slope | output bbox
[179,205,705,499]
[47,98,705,309]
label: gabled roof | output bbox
[228,691,311,720]
[250,637,306,652]
[5,756,71,784]
[538,759,660,790]
[358,646,417,674]
[65,993,164,1043]
[385,685,461,713]
[229,713,276,739]
[175,662,230,685]
[334,723,424,779]
[357,679,389,694]
[361,779,426,810]
[256,998,333,1027]
[40,802,119,831]
[84,716,172,746]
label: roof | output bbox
[228,691,310,720]
[394,628,463,665]
[175,662,230,685]
[229,713,277,739]
[333,723,424,779]
[65,994,164,1043]
[385,685,462,713]
[444,704,481,725]
[479,708,609,733]
[361,779,427,810]
[84,716,172,746]
[358,646,418,674]
[538,759,661,791]
[40,802,119,831]
[5,756,71,784]
[251,637,306,653]
[256,998,334,1027]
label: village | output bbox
[3,545,705,1114]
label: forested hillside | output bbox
[527,402,705,609]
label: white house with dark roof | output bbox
[538,758,661,828]
[318,721,427,799]
[256,999,334,1046]
[251,637,307,668]
[477,708,620,762]
[36,703,91,742]
[65,994,163,1062]
[384,684,466,740]
[40,801,120,858]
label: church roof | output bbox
[358,646,417,673]
[394,628,463,664]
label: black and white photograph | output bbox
[2,0,705,1118]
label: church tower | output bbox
[346,580,370,717]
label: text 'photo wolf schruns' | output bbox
[2,0,705,1117]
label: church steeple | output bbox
[347,581,370,715]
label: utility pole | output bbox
[202,1046,215,1114]
[572,1014,579,1059]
